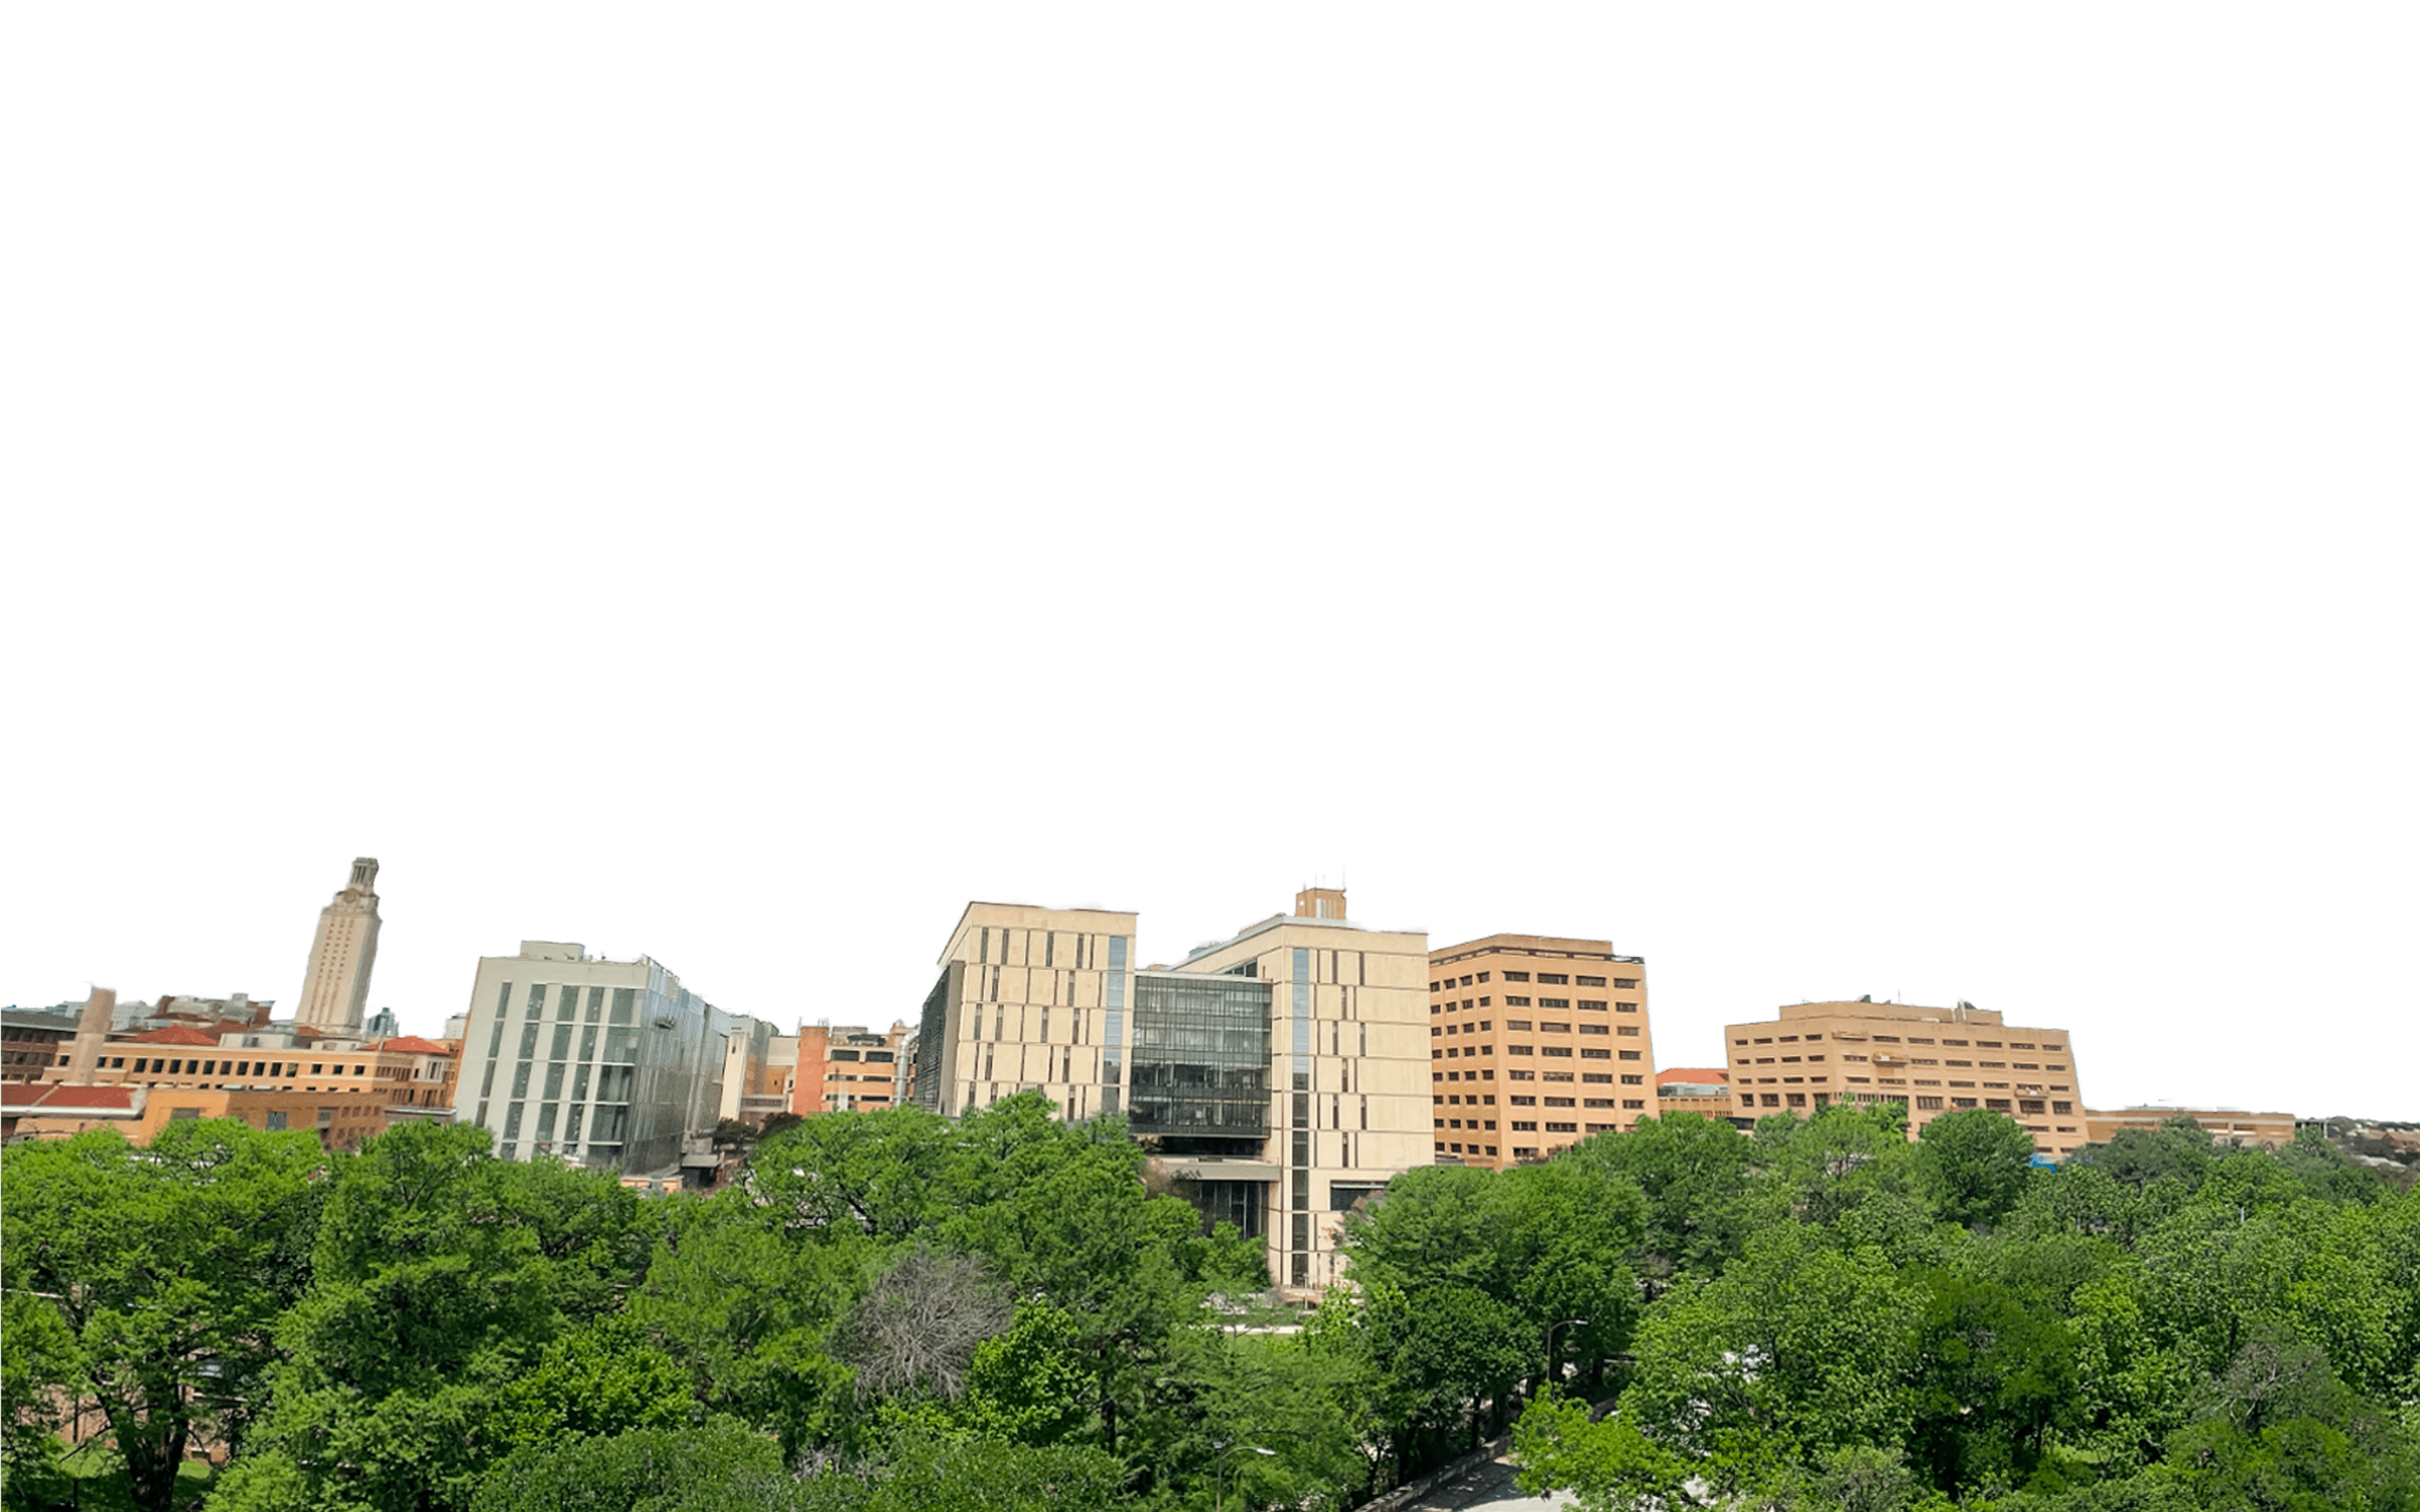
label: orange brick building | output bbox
[9,990,463,1149]
[2086,1105,2294,1149]
[792,1023,908,1115]
[1428,934,1656,1167]
[1723,999,2088,1160]
[1654,1066,1735,1121]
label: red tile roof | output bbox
[123,1025,222,1046]
[1656,1067,1730,1086]
[2,1083,141,1112]
[375,1036,452,1055]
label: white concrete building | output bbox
[450,940,742,1176]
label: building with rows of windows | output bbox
[1723,999,2090,1159]
[1426,934,1657,1167]
[448,941,759,1176]
[911,888,1432,1297]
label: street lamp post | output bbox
[1212,1439,1277,1512]
[1541,1316,1590,1396]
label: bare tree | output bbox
[838,1247,1010,1399]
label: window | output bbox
[1503,971,1530,982]
[1509,1095,1537,1105]
[1916,1096,1944,1110]
[1540,1021,1571,1033]
[265,1110,288,1131]
[1545,1121,1578,1133]
[1506,1020,1531,1031]
[1476,971,1491,982]
[1578,1000,1607,1012]
[1510,1120,1538,1132]
[1620,1074,1643,1085]
[1618,1049,1641,1061]
[1506,996,1532,1007]
[1537,973,1569,985]
[1576,975,1606,987]
[1618,1025,1640,1036]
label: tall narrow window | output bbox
[1100,936,1128,1114]
[1292,948,1311,1093]
[489,981,515,1055]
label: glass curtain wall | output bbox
[1129,973,1270,1150]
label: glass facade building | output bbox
[1128,972,1270,1151]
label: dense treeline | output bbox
[2,1100,2413,1512]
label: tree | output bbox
[939,1098,1201,1457]
[747,1105,963,1240]
[1364,1281,1531,1467]
[1748,1102,1920,1232]
[213,1121,650,1512]
[1575,1111,1755,1291]
[837,1247,1009,1402]
[1914,1108,2039,1231]
[471,1419,789,1512]
[0,1120,321,1512]
[1581,1223,1917,1498]
[480,1315,693,1450]
[1903,1267,2080,1489]
[2070,1117,2214,1195]
[628,1193,862,1458]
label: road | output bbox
[1402,1452,1573,1512]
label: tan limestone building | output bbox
[914,888,1432,1295]
[2086,1106,2295,1150]
[295,857,383,1037]
[1723,999,2088,1159]
[1426,934,1655,1167]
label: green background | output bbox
[9,11,2410,1113]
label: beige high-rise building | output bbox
[1427,934,1657,1168]
[1723,999,2089,1159]
[295,858,383,1037]
[914,888,1432,1296]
